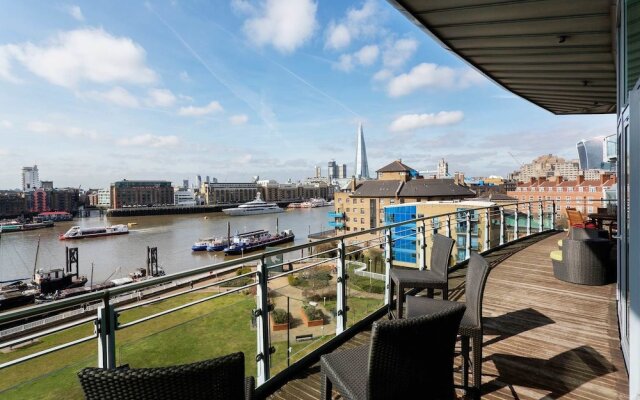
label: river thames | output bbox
[0,207,329,283]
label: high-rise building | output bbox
[22,165,40,192]
[339,164,347,179]
[437,158,449,178]
[328,160,338,181]
[355,123,369,179]
[315,166,322,178]
[576,137,605,170]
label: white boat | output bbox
[59,224,129,240]
[222,193,284,216]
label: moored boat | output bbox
[223,229,295,255]
[59,224,129,240]
[222,193,284,216]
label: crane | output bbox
[508,152,524,168]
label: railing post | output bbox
[526,203,531,236]
[445,215,451,238]
[499,206,505,246]
[419,221,427,271]
[484,208,490,252]
[96,293,117,369]
[513,204,519,241]
[255,256,271,385]
[384,228,392,305]
[538,202,544,233]
[465,212,471,260]
[551,200,556,229]
[336,239,347,335]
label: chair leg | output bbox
[426,288,434,298]
[461,335,470,392]
[321,373,332,400]
[442,284,448,300]
[397,284,405,319]
[388,278,395,319]
[472,332,483,398]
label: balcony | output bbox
[268,233,627,399]
[327,211,345,219]
[1,200,615,400]
[327,221,344,229]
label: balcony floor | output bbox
[268,232,628,399]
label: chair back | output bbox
[464,253,490,328]
[565,208,586,227]
[430,234,455,278]
[78,352,247,400]
[367,302,466,399]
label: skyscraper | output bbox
[437,158,449,179]
[576,138,605,170]
[328,160,338,181]
[355,123,370,179]
[22,165,40,192]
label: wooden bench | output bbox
[295,334,313,342]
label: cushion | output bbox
[557,240,563,248]
[550,250,563,262]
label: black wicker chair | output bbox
[77,352,255,400]
[406,253,490,398]
[389,233,455,319]
[320,301,466,400]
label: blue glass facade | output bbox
[455,208,479,260]
[384,205,417,264]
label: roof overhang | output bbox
[388,0,617,115]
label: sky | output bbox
[0,0,616,189]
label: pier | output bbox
[106,202,293,217]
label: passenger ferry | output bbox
[222,193,284,216]
[59,224,129,240]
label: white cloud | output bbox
[0,148,8,156]
[334,44,378,72]
[387,63,485,97]
[179,71,191,82]
[242,0,318,54]
[26,120,100,140]
[229,114,249,125]
[373,68,392,81]
[178,101,223,116]
[325,23,351,50]
[389,111,464,133]
[0,120,12,129]
[117,134,179,148]
[0,28,157,88]
[67,5,84,21]
[382,38,418,70]
[354,44,379,66]
[145,88,176,108]
[84,86,140,108]
[324,0,378,50]
[230,0,255,15]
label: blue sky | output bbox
[0,0,615,189]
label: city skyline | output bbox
[0,1,614,189]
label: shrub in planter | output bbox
[302,289,337,302]
[301,305,325,327]
[270,308,290,331]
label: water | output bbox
[0,208,329,283]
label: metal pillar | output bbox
[499,207,505,246]
[445,215,451,238]
[538,202,544,233]
[526,203,532,236]
[255,257,271,385]
[484,208,490,252]
[97,295,117,369]
[336,240,347,335]
[419,222,427,270]
[551,201,556,229]
[513,204,519,240]
[465,212,471,260]
[384,228,392,305]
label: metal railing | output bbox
[0,200,560,394]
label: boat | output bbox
[37,211,73,222]
[0,220,54,233]
[223,229,295,255]
[300,198,329,208]
[0,289,36,310]
[222,193,284,216]
[287,202,303,209]
[59,224,129,240]
[205,230,268,252]
[33,268,88,294]
[191,240,211,251]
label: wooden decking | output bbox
[268,233,628,399]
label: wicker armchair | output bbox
[551,238,613,285]
[389,233,455,318]
[77,352,255,400]
[406,253,490,398]
[320,301,466,400]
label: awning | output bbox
[389,0,617,115]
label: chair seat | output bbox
[320,345,369,400]
[390,268,446,287]
[406,296,479,332]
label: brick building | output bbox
[110,180,174,208]
[0,191,26,218]
[201,182,257,205]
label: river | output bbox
[0,207,329,283]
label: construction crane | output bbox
[508,152,524,168]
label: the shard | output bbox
[355,123,370,179]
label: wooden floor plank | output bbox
[267,233,628,399]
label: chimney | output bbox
[600,173,611,185]
[576,175,584,184]
[530,177,536,184]
[537,176,546,184]
[351,176,357,192]
[556,176,563,184]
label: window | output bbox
[346,198,350,203]
[360,218,364,223]
[338,198,342,203]
[346,208,350,212]
[589,187,596,193]
[578,187,584,192]
[360,199,364,203]
[568,187,574,192]
[556,197,561,201]
[360,209,364,214]
[588,206,594,213]
[557,187,563,192]
[566,196,571,202]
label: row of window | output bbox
[516,186,605,192]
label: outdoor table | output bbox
[588,213,617,230]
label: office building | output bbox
[355,123,370,179]
[110,180,174,208]
[577,137,605,170]
[22,165,40,192]
[201,182,257,205]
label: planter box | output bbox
[271,318,289,331]
[300,308,324,327]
